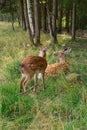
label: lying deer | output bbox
[20,56,47,93]
[45,48,71,77]
[38,46,71,77]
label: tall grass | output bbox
[0,22,87,129]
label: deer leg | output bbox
[20,75,26,92]
[41,72,45,91]
[33,73,38,92]
[23,75,31,93]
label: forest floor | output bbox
[0,22,87,130]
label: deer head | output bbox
[54,47,71,63]
[38,45,51,58]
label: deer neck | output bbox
[39,51,46,59]
[59,57,67,63]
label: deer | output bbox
[45,47,71,77]
[37,45,51,79]
[20,56,47,93]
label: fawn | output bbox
[20,56,47,92]
[38,45,51,79]
[45,48,71,76]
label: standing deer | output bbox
[45,48,71,76]
[20,56,47,93]
[37,45,51,79]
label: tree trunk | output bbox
[47,0,55,43]
[23,0,34,44]
[19,0,26,30]
[72,2,76,40]
[41,3,47,32]
[11,12,15,30]
[58,4,63,33]
[52,0,57,43]
[26,0,34,36]
[34,0,40,46]
[17,0,21,26]
[10,0,15,30]
[65,8,70,33]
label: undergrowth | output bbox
[0,22,87,130]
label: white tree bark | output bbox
[26,0,34,36]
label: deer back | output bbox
[20,56,47,74]
[45,62,70,76]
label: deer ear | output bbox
[63,47,71,54]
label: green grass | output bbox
[0,22,87,129]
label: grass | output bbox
[0,22,87,130]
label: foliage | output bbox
[0,0,18,13]
[77,0,87,29]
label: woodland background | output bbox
[0,0,87,44]
[0,0,87,129]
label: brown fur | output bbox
[45,48,71,77]
[20,56,47,92]
[45,62,70,76]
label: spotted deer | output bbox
[20,56,47,93]
[45,48,71,77]
[37,45,51,79]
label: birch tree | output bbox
[26,0,34,37]
[23,0,34,44]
